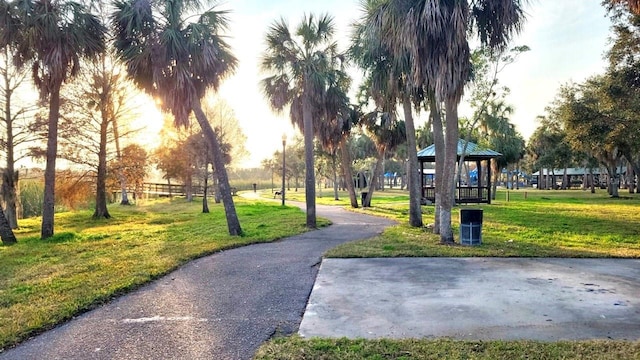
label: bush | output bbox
[55,171,94,212]
[19,171,95,219]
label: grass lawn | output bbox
[261,187,409,206]
[255,337,640,360]
[0,197,327,351]
[328,189,640,258]
[255,188,640,360]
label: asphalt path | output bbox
[0,203,394,360]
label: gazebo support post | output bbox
[420,160,425,199]
[476,160,482,199]
[488,159,492,204]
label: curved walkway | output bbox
[0,204,394,360]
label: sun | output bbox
[128,93,165,150]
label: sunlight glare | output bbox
[130,93,164,149]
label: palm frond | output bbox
[260,12,348,145]
[7,0,105,97]
[260,74,294,112]
[470,0,526,51]
[111,0,236,126]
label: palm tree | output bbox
[340,106,361,208]
[478,99,525,199]
[314,71,356,205]
[260,14,343,228]
[360,111,406,207]
[429,94,445,235]
[352,0,423,226]
[112,0,242,235]
[372,0,525,243]
[0,0,105,239]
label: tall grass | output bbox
[19,180,43,218]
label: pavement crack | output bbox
[310,259,322,269]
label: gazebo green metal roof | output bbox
[417,139,502,161]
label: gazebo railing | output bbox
[422,186,490,204]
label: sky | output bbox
[205,0,613,168]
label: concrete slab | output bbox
[299,258,640,341]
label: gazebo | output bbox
[417,139,501,204]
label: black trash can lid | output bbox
[460,209,483,223]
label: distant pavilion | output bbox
[417,139,502,204]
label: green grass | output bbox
[0,197,328,351]
[263,188,410,206]
[254,189,640,359]
[5,188,640,358]
[254,337,640,360]
[327,189,640,258]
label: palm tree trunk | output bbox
[214,177,221,204]
[0,206,16,244]
[364,152,384,207]
[626,159,635,194]
[332,154,339,200]
[302,90,316,228]
[491,160,499,200]
[402,93,422,227]
[92,109,111,219]
[193,104,242,236]
[439,97,459,244]
[202,163,210,213]
[41,82,62,239]
[340,141,358,208]
[431,95,444,235]
[185,173,193,202]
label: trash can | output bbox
[361,192,368,207]
[460,209,483,245]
